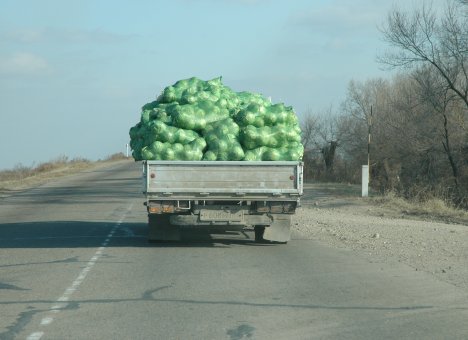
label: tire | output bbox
[254,226,265,243]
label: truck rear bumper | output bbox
[169,213,273,227]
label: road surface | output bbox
[1,161,467,339]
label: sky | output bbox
[0,0,446,169]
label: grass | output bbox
[101,152,128,162]
[0,156,86,181]
[0,153,130,195]
[304,180,468,225]
[372,191,468,225]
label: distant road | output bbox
[1,161,467,339]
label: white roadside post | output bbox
[126,143,129,158]
[362,165,369,197]
[362,105,372,198]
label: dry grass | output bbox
[102,152,127,162]
[303,181,467,225]
[372,191,468,225]
[0,156,89,182]
[0,153,131,197]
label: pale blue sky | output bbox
[0,0,443,169]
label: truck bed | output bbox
[144,161,303,201]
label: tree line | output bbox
[301,0,468,207]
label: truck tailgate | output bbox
[144,161,303,200]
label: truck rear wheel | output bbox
[254,226,265,243]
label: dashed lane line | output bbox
[26,204,134,340]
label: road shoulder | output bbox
[295,185,468,292]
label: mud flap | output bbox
[263,214,291,243]
[148,214,181,242]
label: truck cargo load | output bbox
[129,77,304,161]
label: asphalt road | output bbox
[1,161,468,340]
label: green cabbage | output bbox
[129,76,304,161]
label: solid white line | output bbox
[26,203,133,339]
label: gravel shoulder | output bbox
[293,184,468,292]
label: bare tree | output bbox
[377,0,468,202]
[458,0,468,20]
[300,108,345,179]
[341,79,402,189]
[379,1,468,109]
[300,111,319,152]
[413,66,463,188]
[315,107,343,174]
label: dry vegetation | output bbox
[371,192,468,226]
[304,182,468,226]
[0,153,129,197]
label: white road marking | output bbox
[40,317,53,326]
[26,332,44,340]
[26,203,134,339]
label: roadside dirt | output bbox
[293,183,468,292]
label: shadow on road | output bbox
[0,221,278,249]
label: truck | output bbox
[143,160,303,243]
